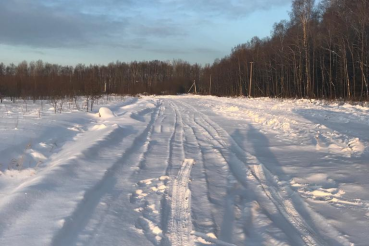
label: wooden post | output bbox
[188,81,195,94]
[187,80,198,94]
[249,62,254,97]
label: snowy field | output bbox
[0,95,368,246]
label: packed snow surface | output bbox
[0,95,368,246]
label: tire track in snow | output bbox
[175,100,247,244]
[131,100,192,246]
[51,101,161,246]
[166,104,199,245]
[160,101,186,239]
[163,159,195,246]
[165,101,185,177]
[178,101,272,244]
[164,100,226,245]
[172,100,245,245]
[133,100,182,179]
[0,124,125,243]
[179,100,325,245]
[193,99,353,245]
[175,100,306,245]
[133,100,165,171]
[192,112,347,246]
[180,99,312,245]
[127,101,182,245]
[176,99,351,246]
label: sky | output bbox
[0,0,293,66]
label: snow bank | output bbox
[98,107,115,119]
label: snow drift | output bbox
[98,107,115,119]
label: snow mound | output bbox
[98,107,115,119]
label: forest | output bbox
[0,0,368,101]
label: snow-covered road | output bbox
[0,96,368,246]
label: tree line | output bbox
[0,0,368,101]
[0,60,201,102]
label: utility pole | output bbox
[249,62,254,97]
[209,74,212,95]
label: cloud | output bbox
[193,47,221,54]
[149,0,292,18]
[130,18,187,38]
[147,48,190,55]
[203,0,291,17]
[0,0,127,48]
[146,46,221,55]
[0,0,191,48]
[0,0,292,62]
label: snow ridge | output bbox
[163,159,195,246]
